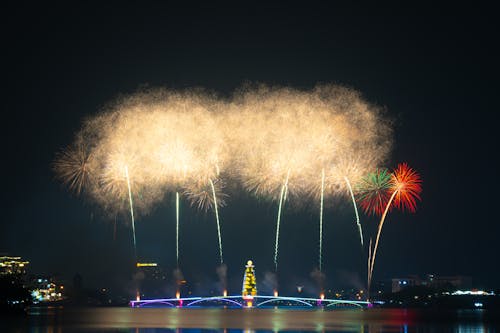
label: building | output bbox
[136,262,167,298]
[136,263,166,281]
[0,256,29,275]
[426,275,471,289]
[29,277,64,304]
[392,275,421,293]
[0,256,30,308]
[392,274,472,293]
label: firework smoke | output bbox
[173,267,184,297]
[310,268,326,295]
[261,271,278,295]
[216,264,228,295]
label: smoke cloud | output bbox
[216,264,228,293]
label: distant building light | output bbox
[136,263,158,267]
[452,290,494,296]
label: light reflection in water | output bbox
[2,307,498,333]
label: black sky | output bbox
[1,3,498,293]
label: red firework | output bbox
[391,163,422,213]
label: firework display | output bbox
[358,163,423,296]
[54,85,422,289]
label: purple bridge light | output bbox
[130,295,371,308]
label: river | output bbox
[2,306,499,332]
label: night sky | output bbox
[1,4,498,293]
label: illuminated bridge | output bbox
[130,295,371,308]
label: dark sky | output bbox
[1,4,498,294]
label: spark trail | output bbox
[368,237,372,299]
[124,165,137,261]
[319,168,325,272]
[209,178,223,264]
[368,189,398,291]
[344,176,363,247]
[176,191,180,266]
[274,169,290,271]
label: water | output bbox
[2,307,499,332]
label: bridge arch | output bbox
[137,301,176,307]
[186,297,244,307]
[325,301,363,308]
[256,297,313,307]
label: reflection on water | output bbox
[2,307,499,333]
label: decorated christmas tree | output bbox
[242,260,257,298]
